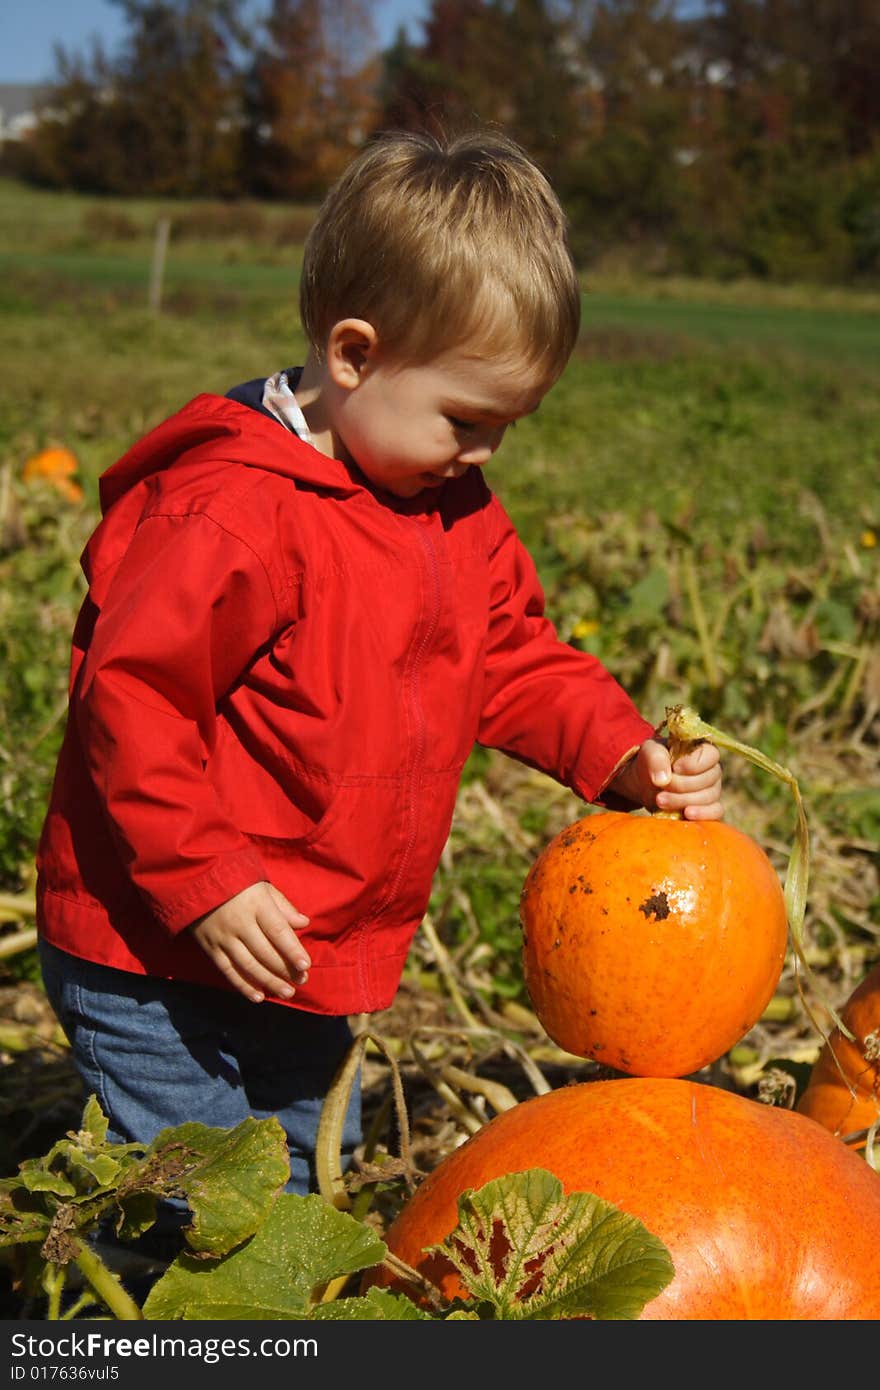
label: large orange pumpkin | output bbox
[796,962,880,1148]
[519,812,788,1077]
[375,1078,880,1319]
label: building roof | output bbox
[0,83,52,118]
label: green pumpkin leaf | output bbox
[310,1287,433,1320]
[16,1155,77,1198]
[69,1153,121,1190]
[432,1168,674,1320]
[11,1098,148,1205]
[142,1193,386,1320]
[114,1191,159,1242]
[79,1094,110,1146]
[0,1182,52,1246]
[146,1116,291,1258]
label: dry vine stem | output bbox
[314,1029,446,1309]
[418,912,482,1030]
[315,1028,416,1214]
[661,704,851,1044]
[410,1023,536,1129]
[0,927,38,959]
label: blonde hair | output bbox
[299,128,581,384]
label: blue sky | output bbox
[2,0,432,84]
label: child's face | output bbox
[332,346,547,499]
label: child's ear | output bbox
[326,319,379,390]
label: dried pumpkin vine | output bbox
[660,703,852,1044]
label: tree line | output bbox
[9,0,880,282]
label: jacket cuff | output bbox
[585,727,654,810]
[145,849,270,935]
[595,745,643,811]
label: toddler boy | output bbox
[36,129,722,1198]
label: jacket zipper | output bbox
[356,514,441,999]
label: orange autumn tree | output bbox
[245,0,380,200]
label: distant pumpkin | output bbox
[797,962,880,1148]
[22,446,83,503]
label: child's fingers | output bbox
[661,766,722,797]
[656,777,722,809]
[213,929,305,1003]
[655,772,724,820]
[265,882,310,929]
[249,927,310,990]
[188,883,313,1002]
[671,741,721,775]
[190,929,303,1006]
[654,740,723,820]
[638,739,673,789]
[681,798,724,822]
[259,892,312,976]
[652,791,724,821]
[198,941,286,1005]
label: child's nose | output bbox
[457,426,507,465]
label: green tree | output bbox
[375,0,492,137]
[702,1,880,156]
[19,0,249,195]
[376,0,581,184]
[681,1,878,278]
[482,0,584,185]
[558,1,691,261]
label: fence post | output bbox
[148,217,171,314]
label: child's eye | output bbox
[447,416,476,431]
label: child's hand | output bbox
[609,738,723,821]
[189,881,312,1003]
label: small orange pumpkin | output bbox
[374,1078,880,1319]
[519,811,788,1077]
[796,962,880,1147]
[22,446,83,503]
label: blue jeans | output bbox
[38,940,362,1204]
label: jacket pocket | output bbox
[239,779,344,851]
[211,715,349,847]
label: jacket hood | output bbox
[99,392,363,515]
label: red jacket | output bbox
[36,392,655,1014]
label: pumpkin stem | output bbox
[664,724,700,768]
[659,704,852,1044]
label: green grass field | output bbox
[2,177,878,557]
